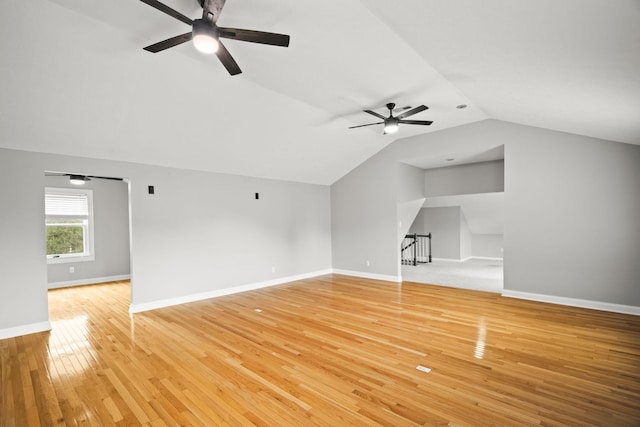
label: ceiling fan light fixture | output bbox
[192,19,219,54]
[69,175,88,185]
[384,119,399,134]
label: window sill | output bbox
[47,255,95,264]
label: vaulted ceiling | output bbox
[1,0,638,184]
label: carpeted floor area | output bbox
[401,258,503,293]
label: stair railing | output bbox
[401,233,432,266]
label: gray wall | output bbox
[130,166,331,305]
[0,152,49,332]
[408,160,505,261]
[331,160,426,277]
[424,160,504,197]
[408,209,426,235]
[45,175,130,286]
[504,128,640,303]
[0,148,331,333]
[331,119,640,307]
[331,155,398,276]
[3,118,639,336]
[408,208,503,259]
[397,162,426,247]
[423,207,461,260]
[473,234,503,258]
[460,210,472,260]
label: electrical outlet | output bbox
[366,260,370,267]
[271,266,276,273]
[69,266,75,273]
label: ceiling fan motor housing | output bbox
[193,19,219,37]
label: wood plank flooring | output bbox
[1,275,639,426]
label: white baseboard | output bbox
[502,290,640,316]
[129,269,332,314]
[331,269,401,283]
[431,257,503,263]
[0,321,51,340]
[48,274,131,289]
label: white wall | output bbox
[424,160,504,197]
[0,148,332,337]
[45,175,130,286]
[331,119,640,308]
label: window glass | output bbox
[45,188,94,262]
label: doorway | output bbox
[44,171,131,300]
[400,155,505,293]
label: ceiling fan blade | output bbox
[138,0,193,26]
[348,122,383,129]
[396,105,428,119]
[363,110,386,120]
[398,119,433,126]
[45,172,124,181]
[87,175,124,181]
[143,32,193,53]
[215,40,242,75]
[219,28,290,47]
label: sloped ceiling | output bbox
[1,0,638,184]
[424,193,504,235]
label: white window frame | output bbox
[45,187,95,264]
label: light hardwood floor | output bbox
[1,276,639,426]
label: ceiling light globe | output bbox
[192,19,219,54]
[193,34,219,54]
[69,175,86,185]
[384,123,399,134]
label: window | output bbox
[45,187,94,263]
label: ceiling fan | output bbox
[349,103,433,134]
[45,172,123,186]
[138,0,290,76]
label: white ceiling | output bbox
[403,146,505,171]
[1,0,638,184]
